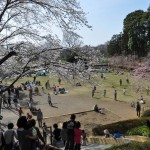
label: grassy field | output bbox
[13,71,150,105]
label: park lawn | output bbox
[14,72,150,105]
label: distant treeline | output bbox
[107,6,150,57]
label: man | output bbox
[58,78,61,85]
[4,123,18,150]
[30,119,45,147]
[37,109,43,127]
[136,102,141,117]
[65,114,77,150]
[48,93,52,106]
[119,79,122,86]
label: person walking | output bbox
[48,93,52,106]
[136,102,141,117]
[37,109,43,127]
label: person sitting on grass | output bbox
[139,96,145,104]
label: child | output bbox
[18,107,23,117]
[27,113,32,120]
[74,121,82,150]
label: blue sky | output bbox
[78,0,150,46]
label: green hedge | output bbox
[142,109,150,117]
[126,125,150,137]
[106,142,150,150]
[92,118,147,135]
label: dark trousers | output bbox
[65,136,74,150]
[137,110,140,117]
[74,143,81,150]
[4,143,13,150]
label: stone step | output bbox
[87,136,130,145]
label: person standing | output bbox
[4,123,18,150]
[48,93,52,106]
[123,88,126,95]
[114,90,117,100]
[104,89,106,97]
[92,89,95,97]
[147,86,150,95]
[58,78,61,85]
[0,130,5,150]
[13,95,18,110]
[60,122,68,146]
[65,114,76,150]
[37,109,43,127]
[119,79,122,86]
[52,123,61,145]
[7,96,11,107]
[29,88,33,103]
[136,102,141,117]
[74,121,82,150]
[15,87,20,99]
[30,119,45,147]
[42,122,47,144]
[18,107,23,117]
[33,76,36,83]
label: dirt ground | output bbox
[43,109,121,135]
[3,81,139,136]
[19,88,138,137]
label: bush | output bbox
[92,118,147,135]
[126,125,150,137]
[142,109,150,117]
[106,141,150,150]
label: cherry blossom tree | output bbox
[0,0,92,91]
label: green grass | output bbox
[11,71,150,105]
[126,125,150,137]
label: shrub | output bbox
[126,125,150,137]
[142,109,150,117]
[106,141,150,150]
[92,118,147,135]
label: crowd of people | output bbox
[0,114,87,150]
